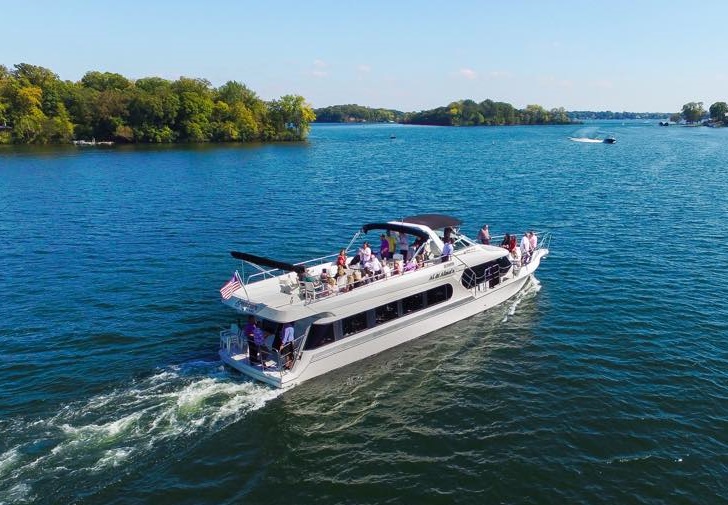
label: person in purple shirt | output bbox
[379,234,390,259]
[244,315,260,364]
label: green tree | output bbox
[681,101,705,123]
[267,95,315,140]
[709,102,727,122]
[81,71,132,92]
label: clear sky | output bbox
[3,1,727,112]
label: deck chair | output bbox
[303,280,325,302]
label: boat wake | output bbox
[0,360,282,503]
[568,137,604,143]
[501,276,542,322]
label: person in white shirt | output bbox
[280,322,295,369]
[359,241,372,264]
[520,233,531,264]
[529,231,537,251]
[367,254,383,279]
[441,238,454,262]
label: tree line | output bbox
[676,101,727,125]
[0,63,315,144]
[313,104,404,123]
[314,100,573,126]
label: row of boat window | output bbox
[301,257,511,351]
[304,283,454,350]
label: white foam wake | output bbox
[0,360,283,502]
[569,137,604,143]
[501,276,542,322]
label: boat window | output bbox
[426,284,452,305]
[402,292,425,315]
[461,260,501,289]
[375,301,399,325]
[305,284,454,349]
[304,323,335,350]
[342,312,368,337]
[497,256,512,275]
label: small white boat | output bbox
[218,214,550,388]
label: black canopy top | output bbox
[230,251,306,274]
[361,222,430,241]
[403,214,462,229]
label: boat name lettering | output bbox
[429,268,455,281]
[235,299,260,312]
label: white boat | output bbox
[218,214,550,388]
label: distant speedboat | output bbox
[603,136,616,144]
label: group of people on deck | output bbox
[477,223,538,266]
[499,230,537,266]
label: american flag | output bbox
[220,272,242,300]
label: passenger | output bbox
[359,241,372,265]
[509,235,517,253]
[280,322,295,370]
[326,275,337,293]
[510,244,522,266]
[368,254,383,279]
[441,237,454,262]
[386,231,397,259]
[520,233,531,264]
[398,232,409,262]
[336,249,347,269]
[415,254,425,269]
[303,269,317,282]
[244,316,260,364]
[379,234,390,260]
[403,259,418,272]
[336,265,346,280]
[477,224,491,245]
[253,324,266,363]
[444,227,453,242]
[501,233,511,249]
[353,269,363,287]
[320,268,330,283]
[382,259,392,278]
[529,231,537,251]
[393,259,403,275]
[409,237,420,262]
[422,239,432,260]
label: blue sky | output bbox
[3,1,727,112]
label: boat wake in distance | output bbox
[568,137,604,143]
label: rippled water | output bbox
[1,122,728,504]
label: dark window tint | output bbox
[304,323,335,350]
[427,284,452,305]
[402,292,425,315]
[342,312,368,337]
[375,302,399,325]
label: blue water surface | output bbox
[1,122,727,504]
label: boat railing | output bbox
[220,329,305,378]
[298,252,445,304]
[243,251,343,286]
[458,231,552,294]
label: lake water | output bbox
[1,122,727,504]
